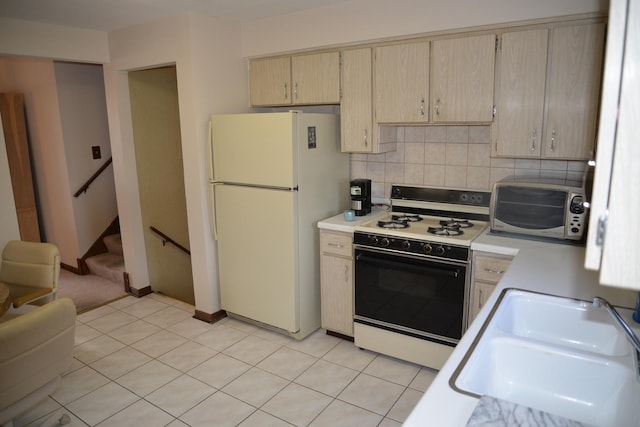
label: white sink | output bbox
[451,289,640,427]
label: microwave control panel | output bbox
[567,194,587,238]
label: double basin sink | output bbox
[451,289,640,426]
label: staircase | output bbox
[85,234,125,285]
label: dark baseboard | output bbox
[326,329,355,342]
[61,262,82,275]
[194,309,227,324]
[129,285,153,298]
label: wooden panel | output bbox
[495,29,548,157]
[432,34,496,122]
[341,48,373,152]
[249,56,291,106]
[292,52,340,105]
[471,281,497,320]
[320,253,353,336]
[0,93,41,242]
[375,41,429,123]
[474,255,513,284]
[599,0,640,289]
[543,23,605,159]
[320,230,352,257]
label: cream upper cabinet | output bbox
[291,52,340,105]
[431,34,497,123]
[494,23,605,159]
[249,56,291,106]
[341,48,375,153]
[494,29,549,157]
[249,52,340,106]
[543,23,605,159]
[374,41,430,123]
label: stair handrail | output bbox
[74,157,113,197]
[149,226,191,255]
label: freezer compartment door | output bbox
[210,113,295,188]
[214,184,299,332]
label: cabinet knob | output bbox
[550,129,556,152]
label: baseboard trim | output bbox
[326,329,355,342]
[61,262,82,275]
[194,309,227,324]
[129,285,153,298]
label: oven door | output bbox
[354,247,468,346]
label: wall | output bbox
[54,62,117,255]
[0,57,79,265]
[104,13,247,314]
[354,126,587,201]
[240,0,607,57]
[0,17,109,63]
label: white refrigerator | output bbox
[208,111,350,339]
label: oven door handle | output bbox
[355,249,463,278]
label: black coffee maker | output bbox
[350,179,372,216]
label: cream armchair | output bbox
[0,240,60,309]
[0,297,76,426]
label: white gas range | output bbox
[352,185,491,369]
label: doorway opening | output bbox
[128,65,194,305]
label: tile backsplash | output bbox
[350,125,587,202]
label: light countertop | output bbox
[317,206,389,233]
[404,228,638,426]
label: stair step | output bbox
[86,252,124,285]
[103,233,123,256]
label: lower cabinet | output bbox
[470,252,513,321]
[319,230,354,337]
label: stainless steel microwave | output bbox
[490,177,587,241]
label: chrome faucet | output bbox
[593,296,640,354]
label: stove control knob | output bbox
[401,240,411,250]
[423,243,433,254]
[368,235,378,245]
[435,245,446,256]
[380,237,390,247]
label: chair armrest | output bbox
[12,288,54,308]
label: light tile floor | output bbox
[15,293,438,427]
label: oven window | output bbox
[495,187,567,229]
[355,248,466,341]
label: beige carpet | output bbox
[57,269,128,313]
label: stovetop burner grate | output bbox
[377,219,410,229]
[427,226,464,236]
[440,219,473,229]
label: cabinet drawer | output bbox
[474,256,512,284]
[320,231,352,257]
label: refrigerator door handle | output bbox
[209,183,218,241]
[218,182,299,192]
[207,120,214,183]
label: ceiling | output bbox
[0,0,352,31]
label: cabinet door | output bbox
[494,29,548,158]
[320,254,354,336]
[249,57,291,106]
[291,52,340,105]
[586,0,640,290]
[432,34,496,122]
[470,281,496,320]
[341,48,374,152]
[543,23,605,159]
[375,42,429,123]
